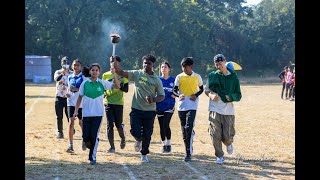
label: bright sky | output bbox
[243,0,262,6]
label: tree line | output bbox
[25,0,295,78]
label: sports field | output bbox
[25,81,295,179]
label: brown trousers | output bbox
[208,111,235,158]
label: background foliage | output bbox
[25,0,295,78]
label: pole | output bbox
[111,44,116,68]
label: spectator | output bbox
[278,66,288,99]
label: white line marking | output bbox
[122,164,137,180]
[25,86,49,119]
[184,162,209,180]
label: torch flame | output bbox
[111,33,121,38]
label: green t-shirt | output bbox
[127,69,165,111]
[102,71,129,105]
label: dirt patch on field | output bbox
[25,82,294,179]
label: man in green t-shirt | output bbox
[113,54,165,163]
[102,56,129,153]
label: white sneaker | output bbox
[141,155,149,162]
[215,156,224,164]
[227,144,233,155]
[134,141,142,152]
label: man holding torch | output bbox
[113,54,165,163]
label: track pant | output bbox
[208,111,235,158]
[55,96,69,133]
[178,110,196,155]
[105,104,125,148]
[281,82,286,99]
[285,83,292,99]
[129,108,156,155]
[156,109,174,142]
[291,86,295,98]
[82,116,103,161]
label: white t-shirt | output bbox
[54,69,72,98]
[174,71,203,111]
[79,78,113,117]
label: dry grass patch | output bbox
[25,82,294,179]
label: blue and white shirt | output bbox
[66,72,86,107]
[156,76,175,112]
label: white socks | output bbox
[166,139,171,145]
[162,140,167,145]
[162,139,171,145]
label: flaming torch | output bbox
[110,33,121,68]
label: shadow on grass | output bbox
[191,154,295,179]
[25,149,294,180]
[25,156,128,179]
[25,95,55,99]
[25,82,55,87]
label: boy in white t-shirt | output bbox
[172,57,204,162]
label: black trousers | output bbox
[178,110,196,155]
[55,96,69,133]
[82,116,103,161]
[105,104,125,148]
[281,82,286,98]
[157,110,174,142]
[285,83,293,99]
[291,86,295,98]
[130,108,156,155]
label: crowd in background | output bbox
[278,65,295,101]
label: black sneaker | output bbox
[56,132,64,139]
[90,160,96,165]
[167,145,172,153]
[107,147,115,153]
[120,139,126,149]
[66,146,74,153]
[162,145,167,153]
[184,154,192,162]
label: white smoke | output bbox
[101,19,126,54]
[96,19,126,74]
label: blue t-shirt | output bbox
[156,76,175,111]
[68,72,84,92]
